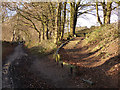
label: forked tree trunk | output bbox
[73,1,80,35]
[101,1,112,25]
[70,1,80,36]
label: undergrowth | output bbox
[85,23,118,45]
[25,40,57,56]
[84,23,118,59]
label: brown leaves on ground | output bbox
[9,56,55,88]
[59,37,119,88]
[2,41,18,64]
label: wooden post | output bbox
[61,63,63,68]
[70,66,73,74]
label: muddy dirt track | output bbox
[2,44,81,88]
[2,44,54,88]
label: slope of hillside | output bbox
[82,23,119,66]
[59,23,119,88]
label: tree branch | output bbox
[18,12,40,33]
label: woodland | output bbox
[2,0,120,88]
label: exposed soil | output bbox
[2,41,17,63]
[59,37,120,88]
[9,55,54,88]
[2,37,120,88]
[29,54,81,88]
[2,43,81,88]
[2,44,54,88]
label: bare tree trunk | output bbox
[60,2,67,40]
[106,2,112,24]
[70,2,75,36]
[73,12,77,35]
[38,32,41,42]
[58,2,62,41]
[44,24,49,40]
[12,29,16,42]
[49,3,56,40]
[101,1,107,25]
[67,18,70,36]
[54,2,62,44]
[101,1,112,25]
[96,2,102,26]
[41,30,43,41]
[41,23,45,40]
[73,1,80,35]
